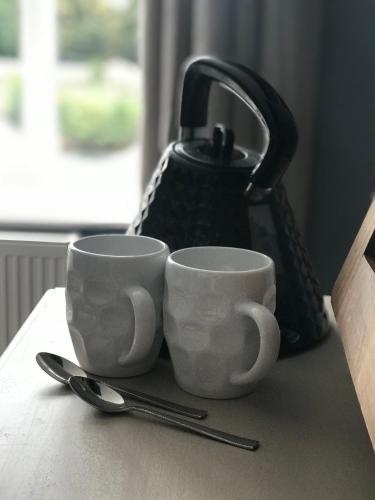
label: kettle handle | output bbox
[179,56,298,191]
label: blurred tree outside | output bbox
[0,0,137,62]
[0,0,18,57]
[59,0,137,62]
[0,0,140,153]
[0,69,140,152]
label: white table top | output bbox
[0,288,374,500]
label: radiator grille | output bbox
[0,241,68,354]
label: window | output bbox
[0,0,141,228]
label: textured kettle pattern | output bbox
[129,159,329,356]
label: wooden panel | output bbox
[332,199,375,449]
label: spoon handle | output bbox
[127,403,259,451]
[107,383,207,420]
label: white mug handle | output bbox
[118,286,156,366]
[230,301,280,386]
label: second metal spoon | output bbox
[69,376,260,452]
[36,352,207,420]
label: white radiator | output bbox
[0,236,75,354]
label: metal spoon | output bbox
[69,376,259,452]
[36,352,207,420]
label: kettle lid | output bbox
[174,124,262,169]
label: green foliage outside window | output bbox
[59,0,137,62]
[0,0,140,152]
[0,0,18,57]
[0,0,137,62]
[0,73,140,152]
[59,83,140,151]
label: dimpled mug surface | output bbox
[164,247,280,399]
[66,234,169,377]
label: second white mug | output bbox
[164,246,280,399]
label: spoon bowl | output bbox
[36,352,86,384]
[36,352,207,420]
[69,376,260,451]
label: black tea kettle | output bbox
[129,56,329,355]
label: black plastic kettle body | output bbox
[129,57,329,355]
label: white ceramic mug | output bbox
[164,246,280,399]
[66,234,169,377]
